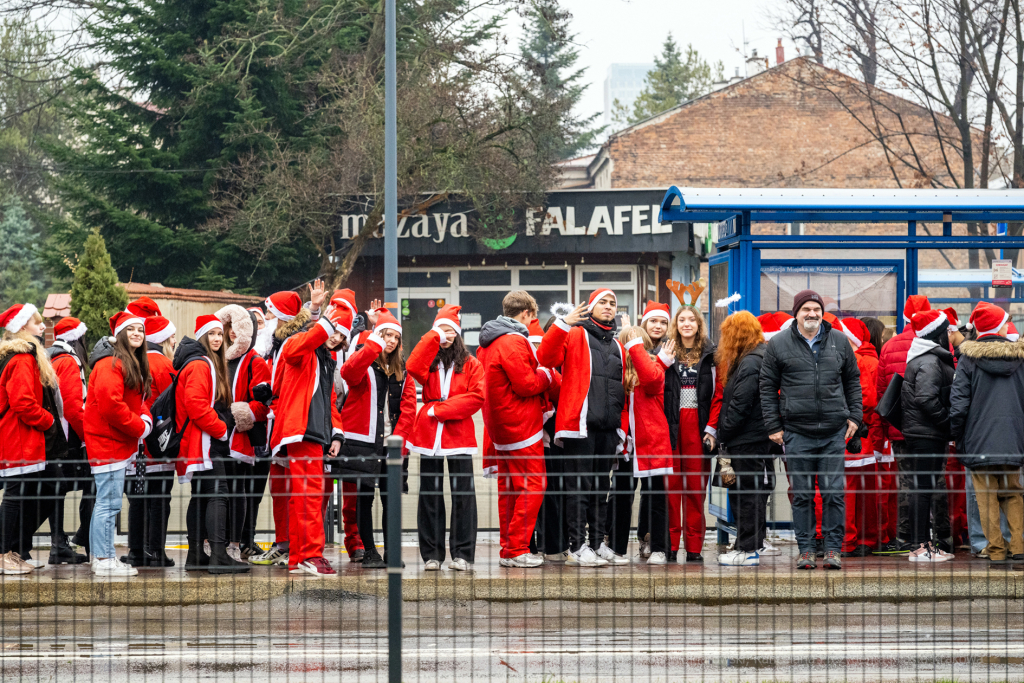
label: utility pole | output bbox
[384,0,398,322]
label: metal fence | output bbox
[1,440,1023,682]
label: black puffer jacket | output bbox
[664,341,717,452]
[718,345,770,449]
[759,320,862,438]
[581,319,625,431]
[949,337,1024,468]
[901,340,955,441]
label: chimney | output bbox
[776,39,785,65]
[745,49,766,78]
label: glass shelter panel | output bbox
[760,263,899,330]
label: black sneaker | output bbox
[119,549,148,567]
[361,551,386,569]
[873,541,909,555]
[841,544,872,558]
[815,539,825,558]
[350,548,365,563]
[685,552,704,563]
[666,551,678,563]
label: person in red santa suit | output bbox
[838,317,883,557]
[661,304,723,564]
[635,301,671,558]
[478,291,553,567]
[209,304,272,562]
[45,317,90,565]
[0,303,64,575]
[338,306,415,569]
[537,290,626,566]
[406,305,484,571]
[175,314,250,573]
[615,325,675,564]
[85,311,154,577]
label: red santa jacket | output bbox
[84,355,153,473]
[405,329,484,457]
[537,317,625,444]
[143,348,176,473]
[477,324,552,451]
[229,349,271,464]
[51,346,85,442]
[876,326,915,444]
[0,339,54,476]
[620,339,673,477]
[174,344,228,482]
[269,312,342,458]
[847,341,883,467]
[339,332,415,449]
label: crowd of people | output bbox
[0,282,1022,577]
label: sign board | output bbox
[337,189,691,256]
[992,259,1013,287]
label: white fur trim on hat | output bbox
[977,311,1010,338]
[588,289,616,312]
[375,322,402,336]
[145,321,176,345]
[195,318,223,340]
[641,309,670,323]
[433,320,461,336]
[843,326,862,348]
[264,297,295,322]
[6,303,38,334]
[914,311,948,338]
[55,322,87,343]
[114,314,146,337]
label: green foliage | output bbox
[0,197,47,308]
[70,228,128,347]
[612,33,724,127]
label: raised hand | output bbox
[661,339,676,357]
[562,301,590,326]
[367,299,383,327]
[308,279,327,309]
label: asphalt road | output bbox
[2,592,1022,682]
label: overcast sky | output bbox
[502,0,798,130]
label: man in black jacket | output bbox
[949,302,1024,566]
[760,290,862,570]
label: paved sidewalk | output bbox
[2,540,1021,607]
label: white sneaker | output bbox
[227,546,243,562]
[909,544,948,563]
[424,559,441,571]
[449,558,471,571]
[647,551,668,565]
[718,550,760,566]
[529,553,546,565]
[544,550,570,563]
[759,539,783,556]
[92,558,138,577]
[503,552,543,568]
[250,545,289,566]
[0,551,34,575]
[639,535,652,559]
[597,542,630,565]
[24,558,45,569]
[566,546,608,567]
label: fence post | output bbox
[385,435,403,683]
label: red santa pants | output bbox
[498,441,546,558]
[320,479,363,556]
[269,462,291,545]
[843,463,880,552]
[945,455,968,547]
[286,441,325,567]
[667,409,710,554]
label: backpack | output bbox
[145,357,203,460]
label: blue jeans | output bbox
[90,467,126,559]
[783,429,847,553]
[965,468,1011,553]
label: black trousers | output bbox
[240,456,271,547]
[561,430,618,553]
[417,454,477,563]
[186,455,228,547]
[728,442,775,552]
[48,458,92,546]
[608,470,668,555]
[71,480,96,553]
[355,451,394,557]
[125,469,173,554]
[895,440,950,544]
[0,466,58,557]
[637,481,652,541]
[903,437,948,546]
[534,445,568,555]
[223,458,247,543]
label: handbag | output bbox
[876,372,904,432]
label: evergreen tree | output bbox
[70,228,128,347]
[612,34,724,127]
[0,197,47,308]
[519,0,602,158]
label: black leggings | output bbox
[728,443,775,552]
[223,458,248,543]
[355,463,392,557]
[125,469,173,554]
[240,457,271,547]
[904,437,947,546]
[0,466,58,556]
[186,456,228,547]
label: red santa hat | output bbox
[587,288,617,312]
[247,307,265,324]
[756,313,783,340]
[127,296,162,318]
[109,311,146,337]
[841,317,870,348]
[54,317,87,343]
[373,310,402,336]
[911,309,949,339]
[942,307,962,332]
[331,289,359,317]
[824,312,844,331]
[327,306,354,338]
[264,291,302,322]
[902,294,931,323]
[969,301,1010,339]
[0,303,39,334]
[145,316,176,344]
[432,304,462,336]
[641,301,670,324]
[1008,322,1019,342]
[527,318,544,344]
[194,314,223,339]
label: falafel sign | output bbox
[336,189,687,256]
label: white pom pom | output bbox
[550,302,574,318]
[714,292,742,308]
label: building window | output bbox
[577,266,637,321]
[458,269,511,287]
[520,269,568,286]
[398,271,449,287]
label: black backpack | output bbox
[145,357,203,460]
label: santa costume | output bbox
[635,301,672,551]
